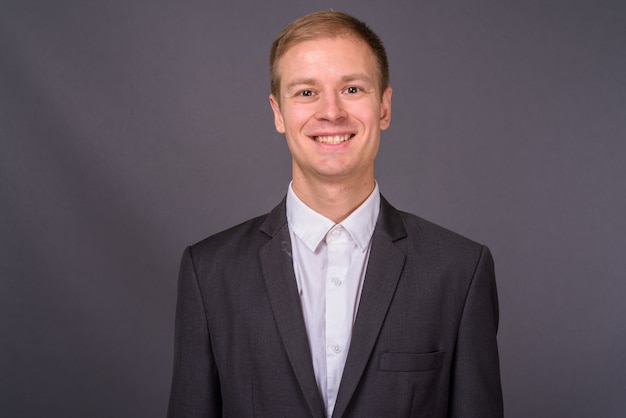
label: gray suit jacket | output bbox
[168,196,503,417]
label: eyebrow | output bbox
[284,73,376,94]
[284,78,317,93]
[340,73,375,85]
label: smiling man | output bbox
[168,11,503,418]
[269,34,391,221]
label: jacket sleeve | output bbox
[448,246,504,417]
[167,246,222,417]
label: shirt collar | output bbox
[286,182,380,252]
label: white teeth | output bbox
[314,134,351,144]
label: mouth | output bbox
[313,134,355,144]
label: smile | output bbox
[313,134,354,144]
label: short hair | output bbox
[270,10,389,98]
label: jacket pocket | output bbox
[379,351,445,372]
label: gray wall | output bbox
[2,0,624,417]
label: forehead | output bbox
[277,36,379,84]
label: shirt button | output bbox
[330,229,342,239]
[331,344,342,354]
[331,277,342,286]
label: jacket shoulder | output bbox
[394,210,488,263]
[189,213,269,258]
[190,197,287,253]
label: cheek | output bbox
[349,101,382,123]
[283,109,308,132]
[356,110,381,129]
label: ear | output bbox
[269,94,286,134]
[379,86,392,130]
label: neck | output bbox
[291,175,375,223]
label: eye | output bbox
[298,89,314,97]
[344,86,361,94]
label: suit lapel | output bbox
[332,197,408,418]
[259,200,326,418]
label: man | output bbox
[168,10,503,418]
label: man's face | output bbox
[269,36,392,186]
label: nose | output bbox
[315,91,347,122]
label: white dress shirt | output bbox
[286,182,380,417]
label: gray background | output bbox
[1,0,624,417]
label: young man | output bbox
[168,11,503,418]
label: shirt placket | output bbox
[324,224,353,415]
